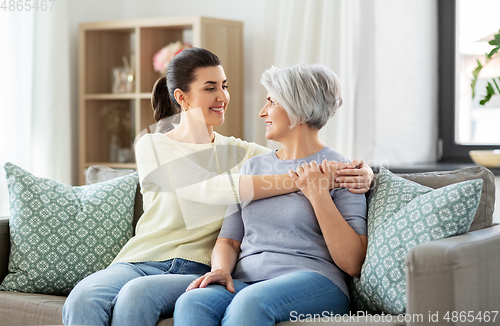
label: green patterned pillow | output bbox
[352,167,482,315]
[0,162,138,295]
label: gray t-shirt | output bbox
[218,147,367,298]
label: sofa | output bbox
[1,165,499,326]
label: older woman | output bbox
[174,64,368,326]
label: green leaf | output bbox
[487,46,500,58]
[472,59,484,77]
[489,30,500,46]
[479,82,496,105]
[493,78,500,94]
[471,60,484,98]
[472,30,500,103]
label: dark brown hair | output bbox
[151,47,222,122]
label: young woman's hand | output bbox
[288,160,331,201]
[334,158,373,194]
[319,161,350,189]
[186,269,235,293]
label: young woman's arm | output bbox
[289,160,367,276]
[138,134,371,205]
[240,159,374,201]
[186,238,241,293]
[239,174,298,201]
[137,134,302,204]
[237,139,373,198]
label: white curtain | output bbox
[0,2,72,216]
[266,0,359,158]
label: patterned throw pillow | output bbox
[0,162,138,295]
[352,167,482,315]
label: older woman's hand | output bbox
[334,159,373,194]
[186,269,235,293]
[288,160,332,201]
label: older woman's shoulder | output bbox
[320,147,352,164]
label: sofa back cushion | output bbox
[394,166,495,231]
[353,167,484,314]
[86,166,144,232]
[1,163,138,295]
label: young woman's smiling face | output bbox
[259,93,292,141]
[181,65,230,127]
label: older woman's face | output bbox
[259,93,291,141]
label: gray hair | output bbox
[260,64,343,129]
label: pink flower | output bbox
[153,41,192,74]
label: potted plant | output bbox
[471,29,500,105]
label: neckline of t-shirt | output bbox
[160,131,220,147]
[271,146,330,163]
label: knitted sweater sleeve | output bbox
[135,134,245,205]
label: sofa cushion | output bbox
[397,166,495,231]
[352,167,483,315]
[0,162,138,295]
[86,165,143,231]
[0,291,65,326]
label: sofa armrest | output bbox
[0,216,10,283]
[406,225,500,325]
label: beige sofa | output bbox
[1,166,499,326]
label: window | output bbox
[439,0,500,162]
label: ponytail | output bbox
[151,76,179,122]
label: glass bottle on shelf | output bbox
[109,134,119,162]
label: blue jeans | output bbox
[62,258,210,326]
[174,271,349,326]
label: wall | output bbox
[355,0,439,166]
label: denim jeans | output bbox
[174,270,349,326]
[62,258,210,326]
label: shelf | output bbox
[85,93,137,100]
[79,16,243,185]
[140,99,157,132]
[84,100,136,164]
[85,163,137,170]
[84,29,135,94]
[84,93,152,100]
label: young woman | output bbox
[174,64,368,326]
[63,48,372,326]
